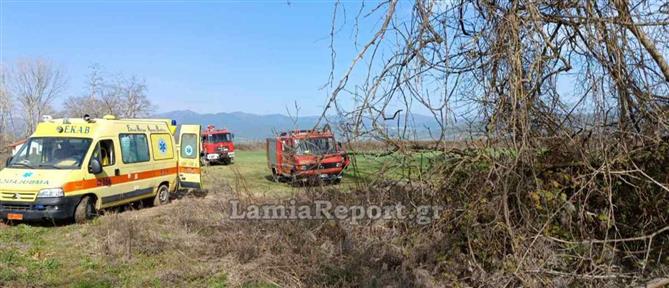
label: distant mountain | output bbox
[155,110,481,141]
[155,110,322,141]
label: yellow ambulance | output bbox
[0,115,202,223]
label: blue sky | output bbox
[1,0,368,116]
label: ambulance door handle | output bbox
[115,169,120,177]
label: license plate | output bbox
[7,213,23,221]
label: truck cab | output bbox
[201,125,235,165]
[266,127,349,184]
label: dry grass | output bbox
[1,146,667,287]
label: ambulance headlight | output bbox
[37,188,64,198]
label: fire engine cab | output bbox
[266,126,349,184]
[202,125,235,165]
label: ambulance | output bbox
[0,115,202,223]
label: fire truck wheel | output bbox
[74,196,96,224]
[153,184,171,206]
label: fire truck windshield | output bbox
[294,137,337,155]
[206,133,232,143]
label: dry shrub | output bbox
[80,137,668,287]
[249,138,668,286]
[348,140,472,152]
[233,140,469,154]
[234,141,265,151]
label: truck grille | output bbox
[306,162,341,170]
[0,203,32,211]
[0,191,37,201]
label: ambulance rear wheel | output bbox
[153,184,170,206]
[74,196,96,224]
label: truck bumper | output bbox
[206,152,235,164]
[0,196,80,222]
[293,168,344,181]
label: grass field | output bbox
[0,149,448,287]
[206,150,442,197]
[204,150,378,197]
[0,151,274,287]
[0,150,418,287]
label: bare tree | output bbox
[0,66,12,146]
[118,75,152,118]
[10,59,66,135]
[63,65,153,119]
[64,64,106,118]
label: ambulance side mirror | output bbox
[88,158,103,174]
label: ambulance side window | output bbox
[120,134,150,164]
[151,134,174,161]
[180,134,198,159]
[92,140,116,167]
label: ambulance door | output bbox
[90,138,127,207]
[178,125,202,189]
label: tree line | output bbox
[0,59,153,150]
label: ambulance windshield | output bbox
[8,137,93,170]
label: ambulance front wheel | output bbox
[153,184,170,206]
[74,196,97,224]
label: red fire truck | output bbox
[202,125,235,165]
[266,126,349,184]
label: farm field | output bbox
[0,150,394,287]
[203,150,404,197]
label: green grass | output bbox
[0,222,231,287]
[203,150,297,196]
[0,150,436,287]
[203,151,383,197]
[203,150,443,197]
[203,151,439,197]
